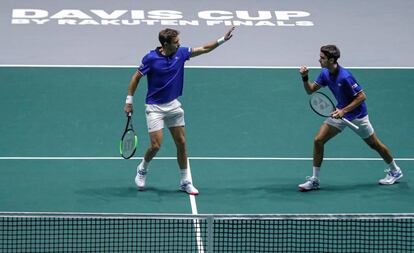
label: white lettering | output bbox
[12,9,48,18]
[274,11,310,21]
[58,19,77,25]
[121,20,140,25]
[160,20,178,25]
[296,21,314,26]
[256,21,276,26]
[229,20,253,26]
[206,20,224,26]
[78,19,100,25]
[277,21,295,26]
[235,11,271,20]
[147,10,182,20]
[51,10,92,19]
[179,20,199,26]
[199,11,233,20]
[90,10,128,19]
[11,19,30,24]
[140,20,159,25]
[101,19,120,25]
[32,19,50,24]
[131,10,145,19]
[10,8,314,27]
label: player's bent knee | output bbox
[175,137,186,146]
[314,137,325,147]
[150,143,161,152]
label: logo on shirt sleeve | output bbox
[352,83,358,89]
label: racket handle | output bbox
[342,118,359,130]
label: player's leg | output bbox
[169,126,198,195]
[299,123,341,192]
[169,126,187,170]
[351,115,402,185]
[363,133,403,185]
[135,130,164,190]
[364,133,393,163]
[166,104,198,195]
[135,109,165,190]
[313,123,341,167]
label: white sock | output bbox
[139,159,149,171]
[313,166,320,178]
[179,168,190,184]
[388,160,400,172]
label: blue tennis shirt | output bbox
[315,65,368,120]
[138,47,191,104]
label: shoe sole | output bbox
[378,174,403,185]
[135,178,146,191]
[179,189,199,195]
[298,186,319,192]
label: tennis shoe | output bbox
[298,176,320,192]
[379,169,403,185]
[180,181,199,195]
[135,165,147,190]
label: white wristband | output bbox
[125,95,133,104]
[217,36,226,45]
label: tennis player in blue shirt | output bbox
[124,27,235,195]
[298,45,403,191]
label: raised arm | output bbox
[190,26,235,58]
[299,65,321,94]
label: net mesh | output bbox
[0,213,413,253]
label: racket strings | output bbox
[310,94,335,117]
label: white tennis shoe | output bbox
[379,169,403,185]
[180,181,199,195]
[135,165,147,190]
[298,176,320,192]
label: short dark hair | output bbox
[320,45,340,62]
[159,28,180,46]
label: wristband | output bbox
[301,75,309,82]
[217,37,226,45]
[125,95,133,104]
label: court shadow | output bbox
[322,181,409,193]
[76,186,181,199]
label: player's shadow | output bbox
[200,180,409,198]
[76,186,181,199]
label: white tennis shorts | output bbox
[325,115,374,139]
[145,99,185,133]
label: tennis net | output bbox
[0,212,413,252]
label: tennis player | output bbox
[124,27,235,195]
[298,45,403,191]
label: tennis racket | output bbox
[120,112,138,159]
[309,92,359,130]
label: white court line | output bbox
[1,64,414,69]
[186,158,204,253]
[0,156,413,161]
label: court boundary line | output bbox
[1,64,414,69]
[1,156,413,161]
[187,158,204,253]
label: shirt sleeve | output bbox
[180,47,191,61]
[314,71,327,87]
[138,54,150,75]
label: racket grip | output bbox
[342,118,359,130]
